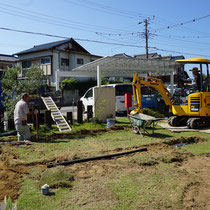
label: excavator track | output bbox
[168,116,188,127]
[187,118,210,129]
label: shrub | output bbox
[142,108,165,118]
[60,78,77,90]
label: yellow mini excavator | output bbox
[131,58,210,129]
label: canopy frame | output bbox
[55,56,177,93]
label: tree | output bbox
[1,65,46,119]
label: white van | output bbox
[80,84,157,112]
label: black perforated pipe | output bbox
[47,147,148,168]
[0,130,17,137]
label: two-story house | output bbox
[15,38,101,86]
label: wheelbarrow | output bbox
[128,113,166,136]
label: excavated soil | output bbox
[181,155,210,210]
[0,135,209,210]
[0,159,27,200]
[0,145,46,201]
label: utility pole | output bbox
[144,18,149,59]
[139,17,154,59]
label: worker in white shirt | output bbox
[14,93,38,142]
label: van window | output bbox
[141,86,156,95]
[85,89,93,98]
[116,85,132,96]
[115,85,156,96]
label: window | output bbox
[115,85,156,97]
[77,58,84,65]
[61,58,69,66]
[40,57,51,65]
[85,89,93,98]
[141,86,156,95]
[22,60,32,68]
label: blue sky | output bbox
[1,0,210,60]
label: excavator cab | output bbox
[169,58,210,128]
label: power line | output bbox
[95,31,141,36]
[150,47,210,58]
[153,14,210,31]
[150,40,210,52]
[0,2,130,33]
[155,34,210,47]
[0,26,209,58]
[75,0,152,17]
[0,4,135,34]
[145,17,210,40]
[155,34,210,39]
[0,26,145,48]
[95,33,145,50]
[0,8,97,33]
[64,0,154,20]
[64,0,137,19]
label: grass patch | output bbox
[179,141,210,155]
[17,178,71,210]
[17,167,74,210]
[8,123,209,165]
[108,163,193,209]
[31,125,59,137]
[30,167,74,189]
[72,122,107,130]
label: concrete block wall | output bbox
[93,86,115,122]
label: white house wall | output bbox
[17,49,101,86]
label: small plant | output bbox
[4,196,17,210]
[94,99,107,122]
[107,114,113,119]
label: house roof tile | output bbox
[0,54,18,62]
[15,38,90,55]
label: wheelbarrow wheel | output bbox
[132,126,139,134]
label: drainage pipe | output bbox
[0,130,17,137]
[47,147,147,168]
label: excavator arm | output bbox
[131,74,173,114]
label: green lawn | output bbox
[1,118,210,209]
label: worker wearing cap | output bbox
[191,67,201,91]
[14,93,38,142]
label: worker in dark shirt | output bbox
[191,67,201,91]
[177,66,190,88]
